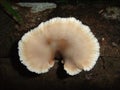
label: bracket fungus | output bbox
[18,17,100,76]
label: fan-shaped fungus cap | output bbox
[18,17,100,75]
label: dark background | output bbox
[0,0,120,90]
[10,0,120,5]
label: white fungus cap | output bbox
[18,17,100,75]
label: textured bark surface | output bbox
[0,4,120,90]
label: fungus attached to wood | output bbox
[18,17,100,75]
